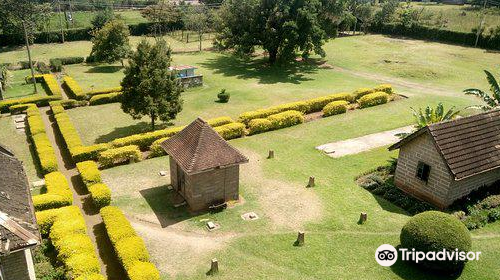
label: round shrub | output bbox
[128,261,160,280]
[322,100,348,117]
[400,211,472,273]
[217,89,230,103]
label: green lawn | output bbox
[409,3,500,33]
[101,91,499,279]
[0,115,41,182]
[45,10,147,31]
[2,69,45,100]
[0,36,213,65]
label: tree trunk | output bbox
[151,112,156,131]
[120,59,124,67]
[23,21,37,94]
[268,48,278,65]
[199,31,202,51]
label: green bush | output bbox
[50,59,63,72]
[76,161,102,188]
[217,89,230,103]
[98,145,141,168]
[214,122,245,140]
[322,100,349,117]
[50,57,85,67]
[400,211,472,273]
[89,92,123,105]
[59,99,88,109]
[248,119,273,135]
[358,91,389,108]
[89,183,111,209]
[374,84,394,94]
[32,172,72,211]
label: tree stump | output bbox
[295,231,305,246]
[129,155,136,164]
[208,258,219,275]
[358,212,368,224]
[307,176,315,188]
[267,150,274,159]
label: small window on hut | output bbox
[416,162,431,182]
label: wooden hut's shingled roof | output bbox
[389,109,500,180]
[160,118,248,174]
[0,145,40,254]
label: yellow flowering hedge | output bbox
[148,137,169,158]
[76,161,102,188]
[32,171,72,211]
[374,84,394,94]
[358,91,389,108]
[89,92,123,106]
[36,206,102,279]
[75,274,107,280]
[322,100,349,117]
[25,106,58,175]
[0,95,60,113]
[100,206,160,280]
[248,110,304,135]
[88,183,111,209]
[110,116,233,150]
[352,88,375,100]
[98,145,141,168]
[86,86,122,97]
[214,122,246,140]
[62,76,85,100]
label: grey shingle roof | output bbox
[389,109,500,180]
[160,118,248,174]
[0,145,40,254]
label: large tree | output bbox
[121,39,183,130]
[214,0,332,64]
[89,19,131,65]
[183,4,213,51]
[141,1,181,36]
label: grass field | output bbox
[0,116,41,182]
[45,10,147,31]
[3,69,45,100]
[101,93,499,279]
[65,34,499,145]
[409,3,500,33]
[0,36,213,65]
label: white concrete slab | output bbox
[316,126,414,158]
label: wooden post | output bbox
[208,258,218,275]
[358,212,367,224]
[295,231,305,246]
[267,150,274,159]
[129,155,136,164]
[307,176,315,188]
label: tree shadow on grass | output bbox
[85,65,123,74]
[139,185,193,228]
[199,54,320,85]
[94,121,170,144]
[371,194,411,216]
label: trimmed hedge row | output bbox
[358,92,389,108]
[322,100,349,117]
[76,160,111,209]
[0,95,61,113]
[89,92,123,106]
[248,110,305,135]
[35,206,102,279]
[24,74,62,96]
[100,206,160,280]
[238,86,392,125]
[98,145,142,168]
[32,172,72,211]
[25,104,59,175]
[86,86,122,97]
[51,102,112,162]
[62,76,85,100]
[110,116,234,150]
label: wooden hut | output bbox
[160,118,248,211]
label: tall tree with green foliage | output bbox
[464,70,500,111]
[89,19,131,65]
[141,1,181,36]
[91,8,115,30]
[183,4,213,51]
[121,39,183,130]
[214,0,332,64]
[411,103,460,129]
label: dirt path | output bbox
[316,125,414,158]
[39,107,126,280]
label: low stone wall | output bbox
[180,75,203,88]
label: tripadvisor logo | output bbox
[375,244,481,267]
